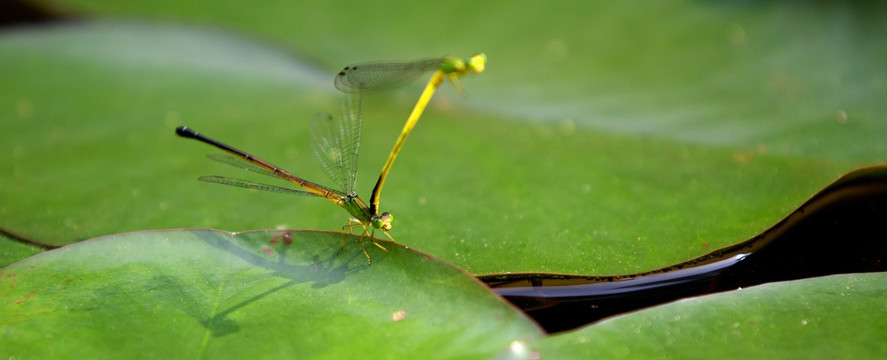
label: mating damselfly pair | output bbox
[176,53,486,264]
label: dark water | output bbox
[479,165,887,333]
[0,0,68,28]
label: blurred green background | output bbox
[2,0,885,275]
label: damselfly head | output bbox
[469,53,487,73]
[373,212,393,231]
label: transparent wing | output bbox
[205,154,282,179]
[334,58,443,93]
[204,152,348,198]
[197,176,320,196]
[339,93,363,192]
[310,94,364,194]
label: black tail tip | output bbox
[175,126,195,138]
